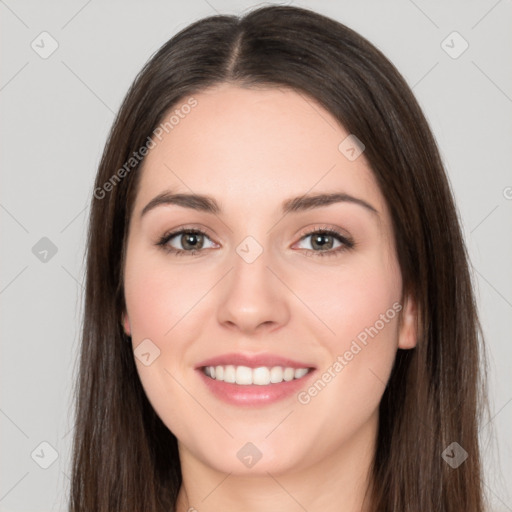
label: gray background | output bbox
[1,0,511,510]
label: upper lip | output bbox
[195,352,316,370]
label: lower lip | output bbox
[197,369,316,406]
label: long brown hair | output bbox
[70,5,489,511]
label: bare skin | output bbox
[122,83,417,512]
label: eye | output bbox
[294,226,355,258]
[156,225,355,258]
[156,227,217,256]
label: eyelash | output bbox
[156,225,355,258]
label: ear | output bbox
[397,293,418,350]
[122,311,131,337]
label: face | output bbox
[122,83,417,476]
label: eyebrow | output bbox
[140,189,378,218]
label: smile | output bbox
[202,365,312,385]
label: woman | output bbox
[70,5,488,511]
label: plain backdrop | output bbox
[1,0,511,510]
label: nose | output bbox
[216,243,290,336]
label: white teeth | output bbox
[236,366,252,385]
[270,366,283,383]
[223,365,236,383]
[253,367,270,385]
[294,368,308,379]
[283,368,295,381]
[203,365,311,385]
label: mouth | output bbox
[201,364,312,385]
[195,353,316,406]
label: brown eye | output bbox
[295,228,355,257]
[177,232,205,250]
[157,228,216,256]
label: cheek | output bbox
[123,248,207,406]
[123,250,202,436]
[123,247,195,343]
[302,251,402,348]
[296,252,402,399]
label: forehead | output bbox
[133,83,386,219]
